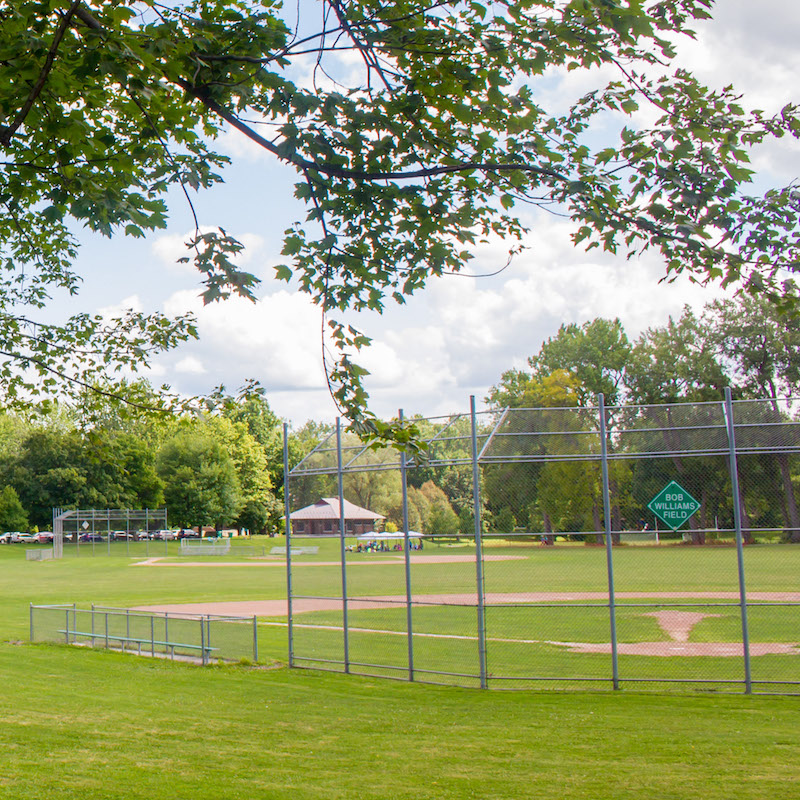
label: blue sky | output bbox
[65,0,800,426]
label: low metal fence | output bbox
[30,604,259,665]
[26,548,54,561]
[179,540,232,556]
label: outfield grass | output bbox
[1,642,798,800]
[2,538,800,798]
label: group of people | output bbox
[347,538,425,553]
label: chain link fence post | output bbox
[253,615,259,662]
[336,418,350,673]
[724,387,752,693]
[470,396,488,689]
[400,409,415,681]
[598,394,620,690]
[283,422,294,667]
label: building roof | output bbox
[290,498,385,521]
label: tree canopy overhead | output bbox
[1,0,798,439]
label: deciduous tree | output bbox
[0,1,797,440]
[707,296,800,539]
[156,431,242,530]
[625,306,728,404]
[0,485,29,532]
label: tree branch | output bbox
[74,4,103,31]
[0,347,169,414]
[179,79,569,184]
[0,0,85,146]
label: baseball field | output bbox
[3,537,798,799]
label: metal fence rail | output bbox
[285,393,800,693]
[30,604,259,665]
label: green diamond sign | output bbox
[647,481,701,531]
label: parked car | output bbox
[0,532,22,544]
[17,532,39,544]
[79,532,104,543]
[37,532,54,544]
[153,529,180,541]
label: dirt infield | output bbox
[135,591,800,617]
[134,593,800,658]
[132,554,527,567]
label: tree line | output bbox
[0,389,299,535]
[289,293,800,541]
[2,294,798,542]
[484,295,800,542]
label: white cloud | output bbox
[343,213,736,417]
[175,356,206,375]
[151,232,194,273]
[217,118,276,163]
[681,3,800,105]
[289,49,367,94]
[159,287,326,395]
[151,201,738,422]
[97,294,143,319]
[152,230,266,271]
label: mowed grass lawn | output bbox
[1,539,799,799]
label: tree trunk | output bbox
[611,493,621,545]
[592,501,603,544]
[739,497,753,544]
[542,511,553,545]
[776,454,800,542]
[689,513,706,546]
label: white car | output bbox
[153,529,180,540]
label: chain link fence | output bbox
[284,392,800,693]
[43,509,265,558]
[51,508,169,558]
[30,604,259,664]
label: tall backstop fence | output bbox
[52,508,169,558]
[30,605,259,664]
[285,393,800,693]
[45,510,258,558]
